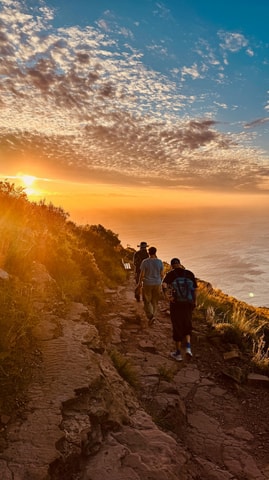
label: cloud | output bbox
[246,48,254,57]
[0,0,268,194]
[245,118,269,128]
[214,102,228,110]
[181,64,202,80]
[146,42,169,57]
[153,2,171,19]
[218,31,249,53]
[195,39,220,66]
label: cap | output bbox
[171,258,180,265]
[137,241,149,248]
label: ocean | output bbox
[73,206,269,308]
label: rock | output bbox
[221,366,245,383]
[138,340,156,353]
[1,275,269,480]
[223,350,240,360]
[32,317,60,341]
[247,373,269,387]
[0,415,11,426]
[81,325,100,348]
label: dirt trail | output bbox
[117,279,269,478]
[0,274,268,479]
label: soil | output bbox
[0,274,269,479]
[116,280,269,466]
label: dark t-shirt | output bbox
[133,249,149,272]
[163,267,197,289]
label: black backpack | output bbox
[171,271,195,303]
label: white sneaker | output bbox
[170,352,183,362]
[186,347,193,357]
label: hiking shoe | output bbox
[186,347,193,358]
[149,317,156,326]
[170,352,183,362]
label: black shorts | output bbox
[170,301,193,342]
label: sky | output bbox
[1,0,269,217]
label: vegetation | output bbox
[0,181,129,298]
[0,180,268,414]
[157,364,176,383]
[197,280,269,373]
[0,277,39,412]
[109,349,139,388]
[0,180,132,412]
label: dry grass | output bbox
[252,335,269,373]
[109,349,139,388]
[198,282,269,371]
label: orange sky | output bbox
[4,173,268,227]
[1,0,269,219]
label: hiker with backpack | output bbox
[138,246,164,325]
[162,258,197,361]
[133,241,149,301]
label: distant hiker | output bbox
[138,246,164,325]
[133,241,149,301]
[162,258,197,361]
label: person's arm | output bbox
[162,280,168,294]
[192,274,197,308]
[162,277,172,300]
[162,281,173,301]
[192,288,197,308]
[138,269,144,286]
[160,263,164,280]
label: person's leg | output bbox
[134,270,141,301]
[134,284,141,302]
[170,303,183,361]
[185,333,192,357]
[175,340,182,353]
[180,304,193,356]
[151,285,160,318]
[142,285,154,320]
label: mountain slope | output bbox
[0,269,268,480]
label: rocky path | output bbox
[116,282,269,480]
[0,273,268,479]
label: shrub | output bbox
[252,335,269,374]
[109,349,139,388]
[0,278,39,412]
[157,364,175,383]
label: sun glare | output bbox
[21,175,36,187]
[16,174,43,197]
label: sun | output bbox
[17,174,41,197]
[21,175,36,187]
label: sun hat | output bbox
[137,241,149,248]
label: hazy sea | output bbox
[74,206,269,308]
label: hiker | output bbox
[138,246,164,325]
[162,258,197,361]
[133,241,149,301]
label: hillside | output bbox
[0,181,269,479]
[0,264,268,479]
